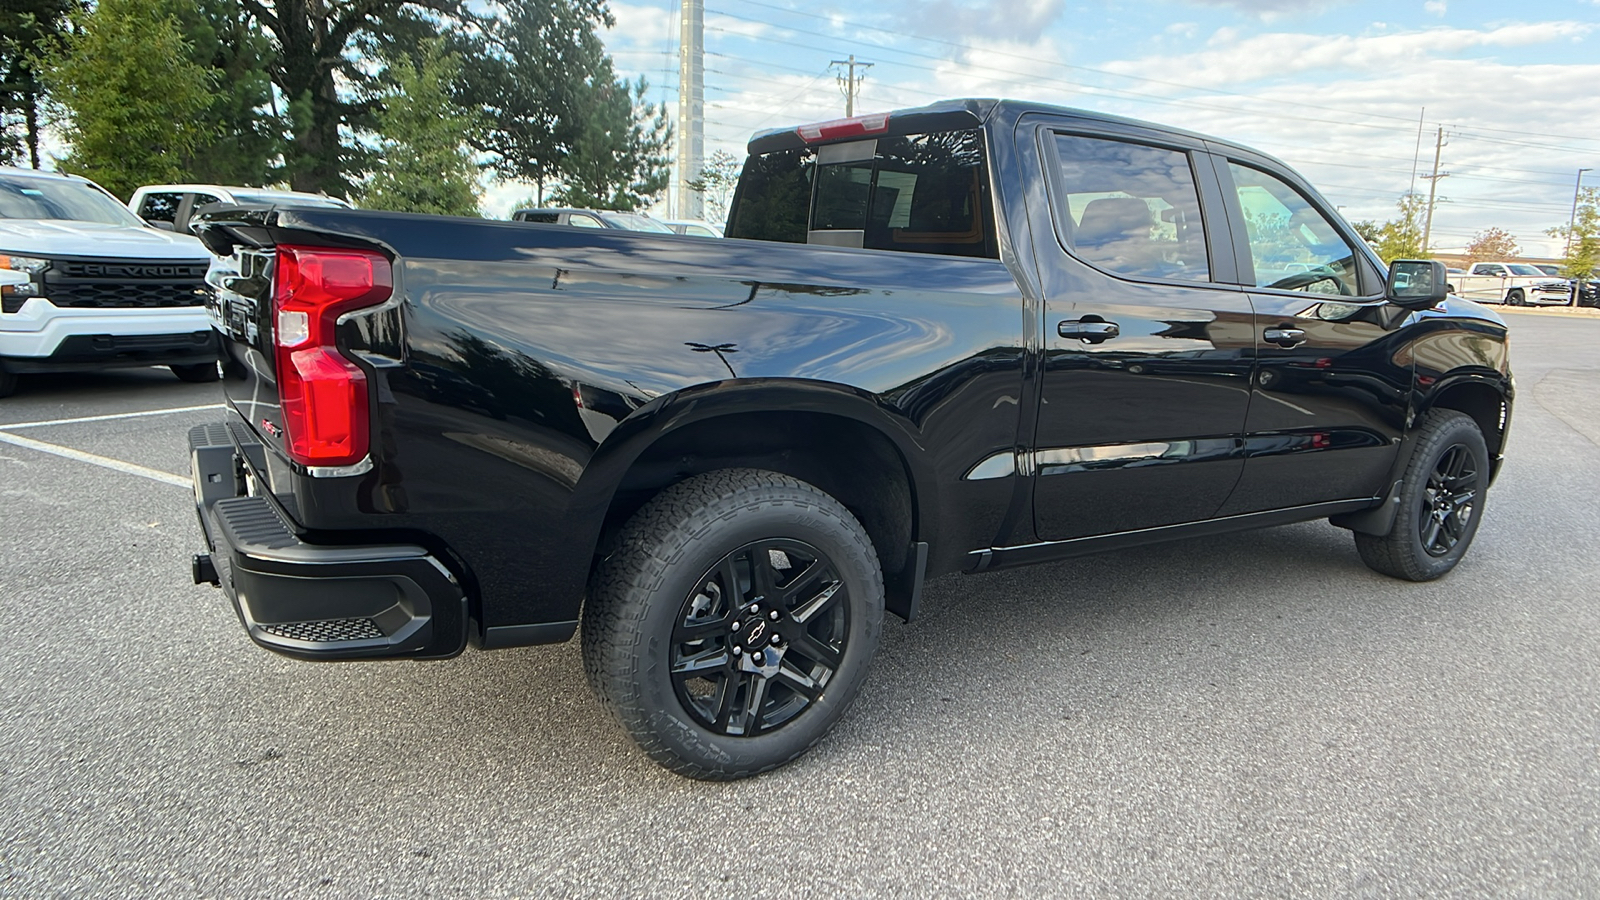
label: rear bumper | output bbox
[188,421,467,661]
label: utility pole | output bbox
[1408,106,1425,197]
[1565,167,1592,259]
[1420,126,1449,254]
[830,54,872,117]
[675,0,704,220]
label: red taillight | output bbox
[272,245,392,468]
[796,113,890,142]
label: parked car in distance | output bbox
[1448,261,1570,305]
[0,167,219,398]
[130,184,352,234]
[661,219,724,237]
[511,207,677,234]
[187,99,1512,780]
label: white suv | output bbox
[0,168,217,398]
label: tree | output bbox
[454,0,614,199]
[1548,187,1599,280]
[1350,219,1381,246]
[238,0,471,196]
[358,40,482,217]
[1370,193,1429,264]
[176,0,284,186]
[685,150,741,225]
[38,0,214,198]
[1463,227,1519,264]
[0,0,75,167]
[546,75,671,211]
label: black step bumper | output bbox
[188,421,466,661]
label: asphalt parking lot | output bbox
[2,310,1598,898]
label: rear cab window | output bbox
[726,126,999,260]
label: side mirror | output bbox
[1385,259,1448,310]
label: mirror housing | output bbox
[146,219,175,231]
[1385,259,1448,310]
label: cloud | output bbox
[891,0,1066,42]
[1424,1,1447,15]
[1101,20,1595,88]
[1179,0,1347,20]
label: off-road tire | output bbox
[582,468,884,780]
[170,362,220,383]
[1506,289,1525,306]
[1355,409,1489,581]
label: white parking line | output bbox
[0,431,190,488]
[0,403,224,431]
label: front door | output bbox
[1212,159,1411,515]
[1029,126,1255,541]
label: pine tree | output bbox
[358,40,483,217]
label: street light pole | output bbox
[1565,168,1592,260]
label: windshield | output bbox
[1507,264,1544,277]
[598,212,675,234]
[227,191,350,208]
[0,174,144,226]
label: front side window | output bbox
[1506,264,1543,277]
[1049,133,1211,282]
[1228,162,1360,296]
[568,215,603,229]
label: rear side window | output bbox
[138,191,183,223]
[727,128,999,259]
[1049,134,1210,282]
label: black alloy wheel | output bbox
[670,539,849,737]
[1506,289,1525,306]
[1355,409,1489,581]
[1418,444,1478,557]
[582,468,883,779]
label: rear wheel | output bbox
[170,362,219,383]
[1506,289,1525,306]
[0,368,15,398]
[582,468,883,780]
[1355,409,1489,581]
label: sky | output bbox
[502,0,1600,257]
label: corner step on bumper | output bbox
[188,422,466,661]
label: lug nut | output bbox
[751,650,765,665]
[770,634,781,645]
[732,646,743,656]
[749,603,761,614]
[768,610,779,621]
[731,620,741,632]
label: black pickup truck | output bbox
[187,99,1512,779]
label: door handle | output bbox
[1263,327,1307,347]
[1058,319,1120,344]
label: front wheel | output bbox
[1506,289,1525,306]
[582,468,884,780]
[1355,409,1489,581]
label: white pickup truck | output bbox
[0,167,218,398]
[1447,261,1571,306]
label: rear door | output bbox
[1027,119,1256,541]
[1209,155,1410,514]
